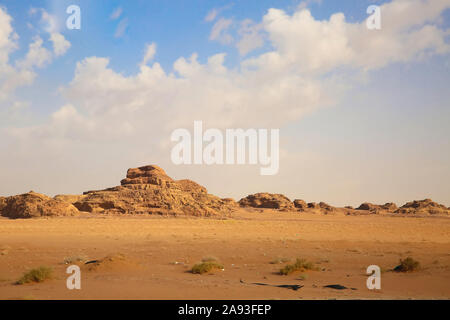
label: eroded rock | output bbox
[73,165,237,216]
[0,191,80,219]
[239,193,295,211]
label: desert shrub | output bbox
[63,255,88,264]
[279,258,317,275]
[394,257,420,272]
[191,261,224,274]
[297,274,308,280]
[270,257,290,264]
[16,266,53,285]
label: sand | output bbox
[0,210,449,300]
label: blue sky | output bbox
[0,0,449,206]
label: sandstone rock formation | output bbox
[0,197,6,212]
[0,191,79,219]
[54,194,86,204]
[72,165,237,216]
[396,199,449,215]
[239,193,295,211]
[356,202,398,214]
[305,201,337,214]
[293,199,307,211]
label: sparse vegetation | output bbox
[297,274,308,280]
[63,255,88,264]
[270,257,290,264]
[16,266,53,285]
[191,261,224,274]
[279,258,317,275]
[394,257,420,272]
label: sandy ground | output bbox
[0,210,449,300]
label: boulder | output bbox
[0,191,80,219]
[239,193,295,211]
[73,165,237,217]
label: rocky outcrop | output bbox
[0,197,6,212]
[318,202,336,212]
[305,202,337,214]
[293,199,307,211]
[396,199,449,215]
[356,202,398,214]
[0,191,80,219]
[239,193,295,211]
[73,165,237,216]
[54,194,86,204]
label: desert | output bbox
[0,165,449,300]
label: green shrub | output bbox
[394,257,420,272]
[191,261,224,274]
[279,258,317,275]
[16,266,53,285]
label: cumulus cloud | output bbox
[244,0,450,74]
[1,0,450,197]
[50,32,71,56]
[0,7,70,105]
[237,19,265,55]
[7,0,450,140]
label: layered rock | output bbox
[72,165,236,216]
[239,193,295,211]
[396,199,449,215]
[356,202,398,214]
[0,191,79,219]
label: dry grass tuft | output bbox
[191,261,224,274]
[279,258,317,275]
[16,266,53,285]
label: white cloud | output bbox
[298,0,322,10]
[204,5,233,23]
[40,9,60,34]
[237,19,265,55]
[242,0,450,74]
[16,36,52,69]
[141,43,157,66]
[2,0,450,199]
[114,18,128,38]
[209,18,234,45]
[0,7,70,105]
[50,32,71,56]
[7,0,450,140]
[110,7,123,20]
[204,9,218,22]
